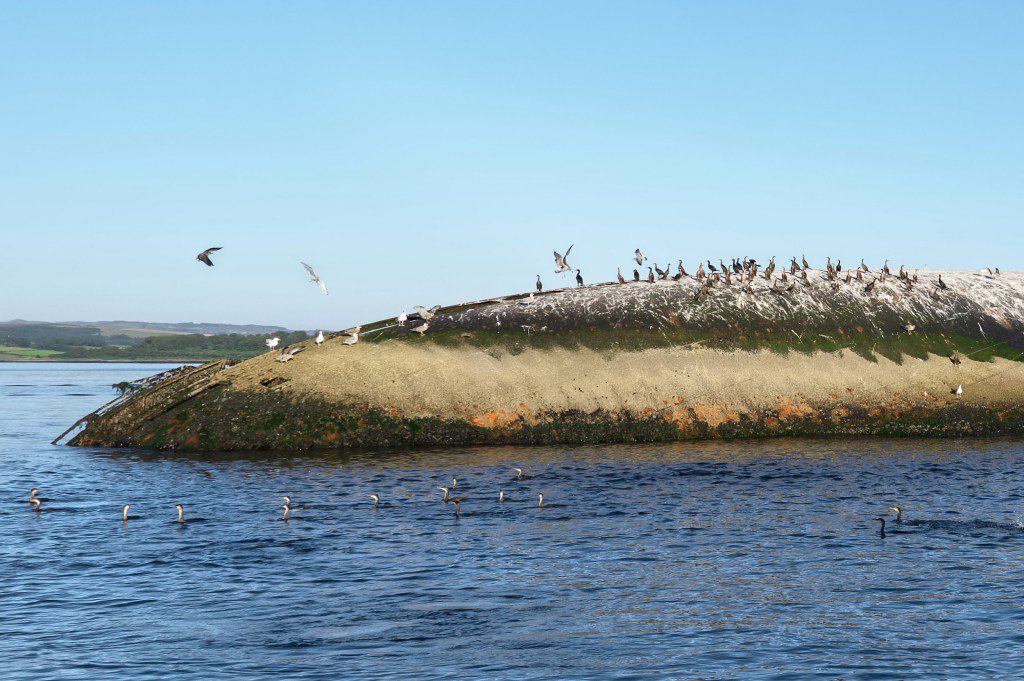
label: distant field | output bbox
[0,345,64,358]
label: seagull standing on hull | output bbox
[315,331,325,347]
[300,262,329,295]
[265,336,281,352]
[553,245,574,274]
[196,247,222,267]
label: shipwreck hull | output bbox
[64,269,1024,451]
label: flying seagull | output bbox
[196,247,222,267]
[634,249,645,265]
[553,245,574,273]
[300,262,329,295]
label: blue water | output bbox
[3,363,1024,679]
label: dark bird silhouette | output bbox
[575,269,584,286]
[196,247,222,267]
[536,275,543,292]
[801,254,810,269]
[876,517,886,537]
[936,274,948,290]
[864,278,876,293]
[633,268,640,282]
[647,267,655,283]
[706,260,718,273]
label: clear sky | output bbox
[2,1,1021,330]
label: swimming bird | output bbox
[876,517,886,538]
[513,467,524,480]
[450,496,465,517]
[301,262,329,295]
[282,503,291,520]
[575,270,584,286]
[538,493,544,509]
[369,494,380,509]
[617,268,625,284]
[634,249,645,265]
[553,245,574,273]
[397,310,408,327]
[952,384,963,397]
[281,495,307,509]
[412,322,429,336]
[536,275,543,292]
[196,247,222,267]
[451,476,458,490]
[499,490,506,503]
[265,336,281,352]
[30,497,41,512]
[437,486,451,503]
[890,506,903,524]
[175,503,205,524]
[29,488,50,503]
[315,330,325,347]
[121,504,140,521]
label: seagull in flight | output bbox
[553,245,574,273]
[301,262,329,295]
[196,247,222,267]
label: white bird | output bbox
[369,494,380,509]
[412,322,429,336]
[397,310,407,326]
[301,262,329,295]
[315,331,325,347]
[513,467,523,480]
[553,245,574,273]
[412,305,435,320]
[342,326,361,346]
[634,249,645,265]
[499,490,506,503]
[265,336,281,351]
[437,486,451,502]
[538,493,544,509]
[952,384,963,397]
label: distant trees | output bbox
[64,331,311,361]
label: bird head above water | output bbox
[369,494,380,508]
[122,504,131,520]
[175,504,184,521]
[890,506,902,523]
[538,493,544,508]
[281,496,292,506]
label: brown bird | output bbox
[196,247,222,267]
[617,268,625,284]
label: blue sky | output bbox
[2,1,1021,329]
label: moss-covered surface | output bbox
[69,382,1024,452]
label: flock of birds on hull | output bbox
[26,468,544,522]
[197,245,1002,395]
[548,244,1000,300]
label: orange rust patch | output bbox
[777,399,816,421]
[470,410,522,429]
[182,433,200,448]
[691,403,742,429]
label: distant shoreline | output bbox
[0,358,196,364]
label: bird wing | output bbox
[317,280,329,295]
[203,247,222,254]
[553,250,564,265]
[301,262,319,279]
[197,253,214,266]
